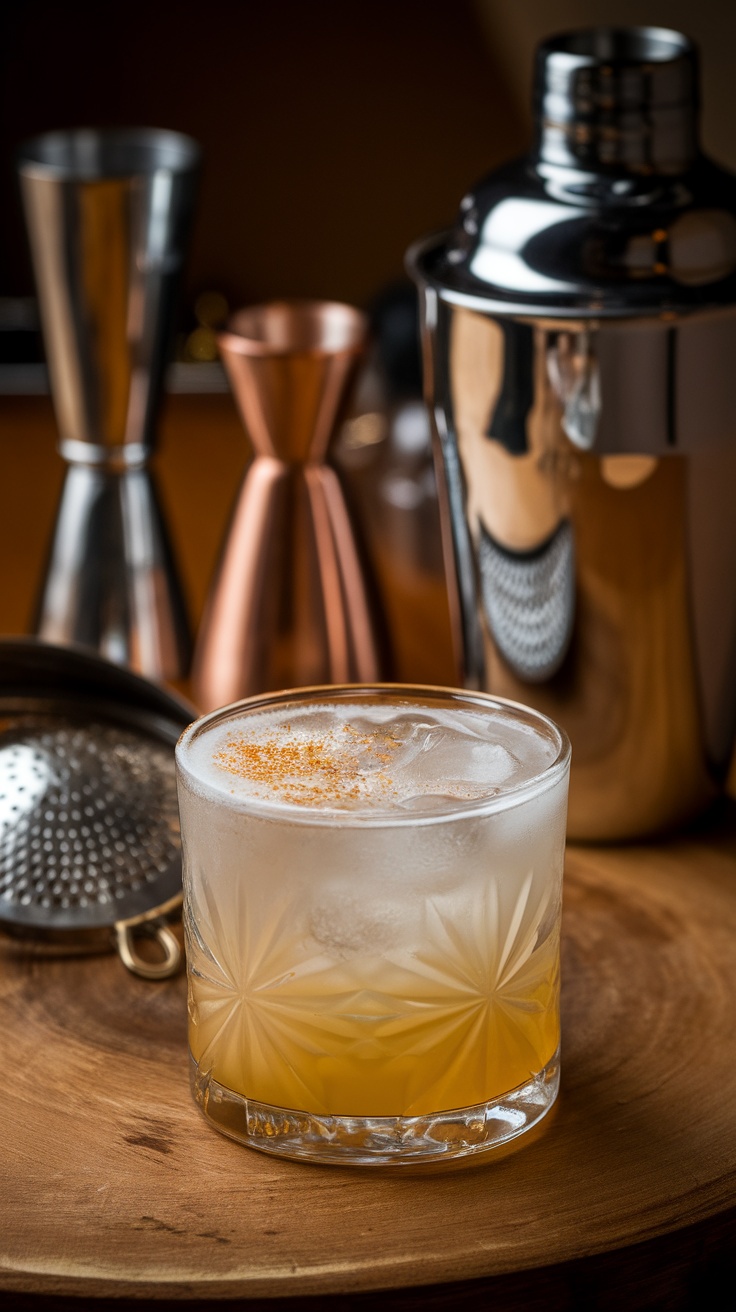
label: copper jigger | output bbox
[192,300,389,710]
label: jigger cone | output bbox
[193,300,389,710]
[17,128,199,681]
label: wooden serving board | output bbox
[2,808,736,1306]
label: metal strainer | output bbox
[0,639,194,979]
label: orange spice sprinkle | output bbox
[213,722,401,807]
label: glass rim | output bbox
[175,683,571,826]
[17,127,201,180]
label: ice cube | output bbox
[309,892,407,957]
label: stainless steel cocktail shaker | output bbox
[408,27,736,840]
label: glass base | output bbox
[189,1049,560,1166]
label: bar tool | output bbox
[0,637,194,979]
[193,300,389,711]
[17,128,200,681]
[408,26,736,840]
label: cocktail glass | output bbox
[176,684,570,1166]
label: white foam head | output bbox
[177,689,569,821]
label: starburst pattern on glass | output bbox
[185,864,559,1118]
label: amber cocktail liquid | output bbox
[176,686,570,1165]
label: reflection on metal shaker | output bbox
[408,26,736,839]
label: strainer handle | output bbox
[114,919,182,980]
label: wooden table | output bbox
[1,396,735,1309]
[2,818,736,1309]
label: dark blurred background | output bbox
[0,0,523,316]
[1,0,734,328]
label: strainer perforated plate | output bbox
[0,639,194,978]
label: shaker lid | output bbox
[409,26,736,319]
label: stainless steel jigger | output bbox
[17,128,200,681]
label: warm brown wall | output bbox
[0,0,526,315]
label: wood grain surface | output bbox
[2,808,736,1304]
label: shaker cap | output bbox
[408,26,736,318]
[534,27,698,175]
